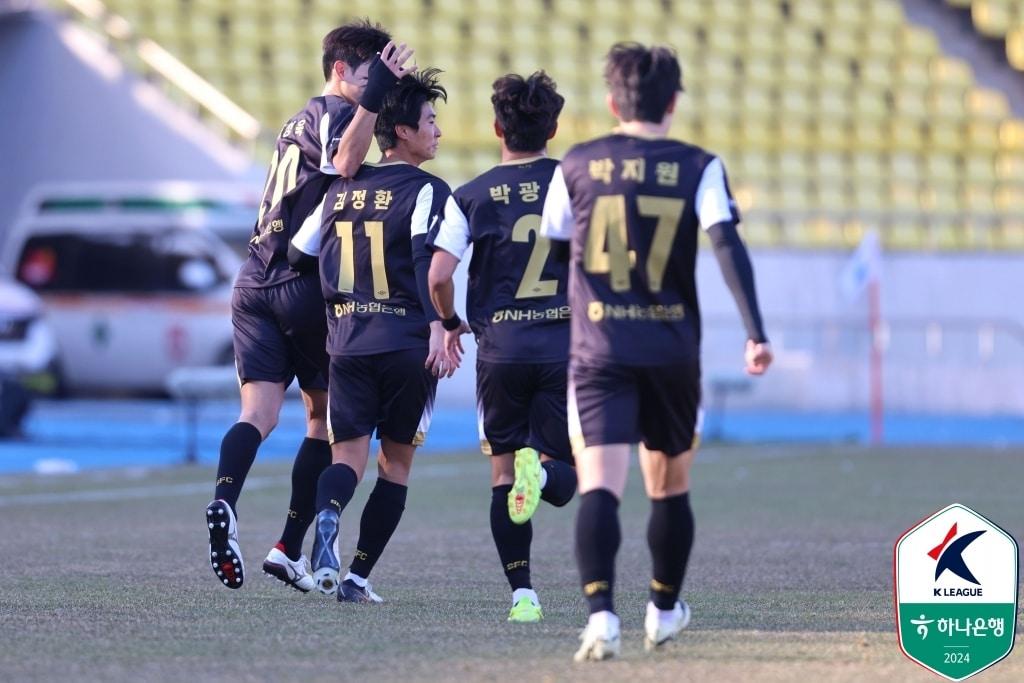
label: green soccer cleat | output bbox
[508,597,543,623]
[508,447,542,524]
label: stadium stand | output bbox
[55,0,1024,250]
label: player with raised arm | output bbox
[539,43,773,661]
[205,20,415,593]
[291,69,450,603]
[427,72,577,623]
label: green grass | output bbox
[0,445,1021,682]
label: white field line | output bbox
[0,462,468,508]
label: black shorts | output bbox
[476,359,573,463]
[327,348,437,446]
[569,357,702,456]
[232,275,328,391]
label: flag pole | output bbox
[868,278,884,445]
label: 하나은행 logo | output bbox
[895,504,1018,681]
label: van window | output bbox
[16,230,233,293]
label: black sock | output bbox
[540,460,577,507]
[214,422,262,513]
[349,478,408,579]
[490,484,532,591]
[575,488,620,614]
[648,492,695,610]
[315,463,358,515]
[277,438,332,561]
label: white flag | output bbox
[839,229,881,302]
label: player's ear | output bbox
[665,91,678,115]
[332,60,346,81]
[493,120,503,139]
[547,122,558,141]
[606,93,620,119]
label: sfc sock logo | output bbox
[895,504,1018,681]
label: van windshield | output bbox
[17,230,234,293]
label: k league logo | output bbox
[895,504,1018,681]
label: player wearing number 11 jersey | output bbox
[540,43,773,661]
[290,69,451,603]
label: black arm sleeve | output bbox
[413,233,439,323]
[287,242,318,273]
[550,239,570,265]
[706,220,768,344]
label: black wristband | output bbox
[359,55,398,114]
[441,314,462,331]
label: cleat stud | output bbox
[208,523,214,529]
[220,522,226,528]
[211,552,217,558]
[226,550,232,556]
[233,558,239,564]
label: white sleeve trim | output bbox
[291,194,326,256]
[695,157,736,230]
[319,112,339,175]
[431,195,471,259]
[539,165,573,241]
[410,183,435,237]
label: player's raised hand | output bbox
[379,40,416,78]
[745,340,773,375]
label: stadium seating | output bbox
[75,0,1024,250]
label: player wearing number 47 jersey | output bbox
[205,20,416,594]
[427,72,577,624]
[290,69,451,603]
[539,43,773,661]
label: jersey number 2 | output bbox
[335,221,390,299]
[511,214,558,299]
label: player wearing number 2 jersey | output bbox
[289,70,451,603]
[427,72,577,624]
[205,21,416,594]
[539,43,773,661]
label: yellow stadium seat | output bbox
[967,120,1003,151]
[865,27,900,59]
[928,87,967,121]
[781,56,816,87]
[925,154,960,183]
[830,3,867,31]
[813,152,847,182]
[892,87,928,120]
[889,119,926,152]
[854,89,889,121]
[925,218,965,251]
[999,119,1024,150]
[926,121,964,152]
[853,181,888,211]
[995,183,1024,211]
[814,118,851,150]
[889,153,923,182]
[963,154,997,182]
[815,86,848,120]
[919,183,961,214]
[869,0,907,29]
[962,218,999,250]
[996,152,1024,179]
[972,0,1014,38]
[852,120,887,153]
[930,56,973,87]
[966,87,1010,120]
[739,216,781,248]
[962,183,996,213]
[889,180,921,212]
[901,25,940,58]
[859,57,893,89]
[883,220,926,250]
[1008,26,1024,70]
[790,0,827,26]
[998,218,1024,249]
[896,56,932,86]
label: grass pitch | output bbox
[0,444,1021,682]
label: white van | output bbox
[1,182,258,395]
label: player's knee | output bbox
[239,412,278,438]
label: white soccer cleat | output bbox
[206,499,244,589]
[262,547,315,593]
[643,600,691,651]
[573,611,621,662]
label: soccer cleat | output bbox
[508,597,543,623]
[643,600,691,651]
[508,447,542,524]
[337,577,384,604]
[206,499,244,589]
[310,509,341,595]
[262,547,315,593]
[573,612,621,662]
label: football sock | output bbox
[540,460,577,507]
[278,438,332,561]
[576,488,620,614]
[348,477,407,579]
[213,421,262,513]
[315,463,358,515]
[490,484,533,591]
[647,492,695,610]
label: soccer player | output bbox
[427,72,578,623]
[205,21,415,592]
[292,69,450,602]
[539,43,773,660]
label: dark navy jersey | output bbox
[540,134,740,366]
[235,95,355,288]
[316,162,450,356]
[429,156,569,363]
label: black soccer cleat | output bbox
[337,578,383,603]
[206,499,244,589]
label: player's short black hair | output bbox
[490,71,565,153]
[604,42,683,123]
[322,19,391,81]
[374,68,448,152]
